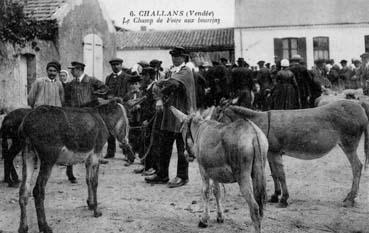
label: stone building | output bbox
[0,0,116,110]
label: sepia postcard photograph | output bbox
[0,0,369,232]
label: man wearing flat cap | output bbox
[104,57,132,159]
[145,46,196,188]
[28,60,64,108]
[67,61,108,108]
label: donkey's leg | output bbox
[238,171,261,233]
[198,166,211,228]
[18,148,36,233]
[340,143,362,207]
[269,154,289,207]
[8,140,23,186]
[213,181,224,223]
[66,165,77,183]
[267,152,281,203]
[33,161,54,233]
[85,153,102,217]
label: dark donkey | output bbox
[213,100,369,208]
[18,101,133,233]
[0,108,77,187]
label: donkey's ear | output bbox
[170,106,188,123]
[201,106,215,120]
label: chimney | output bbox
[140,26,147,31]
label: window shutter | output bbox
[274,38,283,62]
[298,37,307,63]
[365,35,369,53]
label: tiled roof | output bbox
[23,0,66,21]
[236,0,369,28]
[116,28,234,51]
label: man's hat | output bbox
[169,46,188,57]
[360,52,369,59]
[149,59,162,67]
[141,67,155,75]
[127,75,142,83]
[137,60,150,68]
[290,54,303,62]
[109,57,123,64]
[257,60,265,65]
[68,61,85,69]
[46,61,61,71]
[340,59,348,64]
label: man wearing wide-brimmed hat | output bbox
[145,46,196,188]
[28,60,64,108]
[67,61,108,108]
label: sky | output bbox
[103,0,234,31]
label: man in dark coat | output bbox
[256,60,273,110]
[289,55,312,109]
[67,61,108,108]
[145,46,196,188]
[104,58,131,159]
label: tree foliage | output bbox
[0,1,58,47]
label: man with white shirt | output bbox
[67,61,108,108]
[28,61,64,108]
[145,46,196,188]
[104,58,132,159]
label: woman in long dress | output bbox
[271,59,301,110]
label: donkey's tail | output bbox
[250,121,268,217]
[360,101,369,169]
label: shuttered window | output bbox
[313,37,329,61]
[365,35,369,53]
[274,37,306,62]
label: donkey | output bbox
[213,100,369,208]
[17,101,133,233]
[171,106,268,233]
[0,108,77,187]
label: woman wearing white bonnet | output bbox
[59,69,70,83]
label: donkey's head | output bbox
[97,101,135,160]
[170,106,215,156]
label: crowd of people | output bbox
[25,46,369,188]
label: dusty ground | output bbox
[1,139,369,233]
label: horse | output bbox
[171,106,268,233]
[17,101,133,233]
[0,108,77,187]
[212,100,369,208]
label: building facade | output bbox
[0,0,116,110]
[234,0,369,68]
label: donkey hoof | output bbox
[216,216,224,224]
[94,210,102,217]
[268,195,279,203]
[69,178,77,184]
[277,200,288,208]
[40,225,53,233]
[86,200,94,210]
[198,220,208,228]
[343,199,355,207]
[18,226,29,233]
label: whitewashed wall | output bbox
[235,24,369,68]
[116,49,173,71]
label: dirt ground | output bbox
[1,139,369,233]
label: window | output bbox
[83,34,103,80]
[313,37,329,61]
[274,37,306,62]
[282,38,298,59]
[365,35,369,53]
